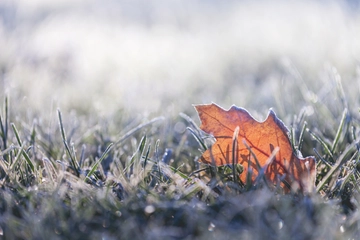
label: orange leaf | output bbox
[195,103,316,193]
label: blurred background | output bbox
[0,0,359,120]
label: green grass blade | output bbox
[187,127,207,151]
[189,167,208,177]
[85,143,113,181]
[166,164,190,180]
[297,121,307,151]
[180,111,211,150]
[11,123,35,172]
[316,141,357,192]
[0,115,5,148]
[154,139,160,162]
[124,135,146,174]
[57,109,68,143]
[308,129,334,160]
[30,120,36,147]
[243,140,262,170]
[71,142,79,167]
[0,96,9,151]
[79,144,86,168]
[242,139,274,190]
[142,144,151,179]
[179,112,200,132]
[207,146,218,179]
[290,126,296,152]
[136,135,147,173]
[57,109,80,177]
[313,148,332,168]
[331,108,348,152]
[254,147,279,186]
[10,145,24,171]
[11,123,22,146]
[138,135,147,155]
[143,144,151,168]
[232,126,239,183]
[115,117,164,145]
[63,140,79,176]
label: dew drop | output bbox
[116,211,122,217]
[278,220,283,230]
[144,205,155,214]
[208,222,215,231]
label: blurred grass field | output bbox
[1,0,360,239]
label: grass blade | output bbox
[0,96,9,151]
[308,129,334,160]
[331,108,348,152]
[0,115,5,150]
[232,126,239,183]
[115,117,164,145]
[316,141,357,192]
[297,121,307,151]
[11,123,35,172]
[123,135,147,174]
[85,143,113,181]
[313,148,332,168]
[187,127,207,151]
[57,109,80,177]
[10,145,25,171]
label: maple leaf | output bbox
[194,103,316,193]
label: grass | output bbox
[1,72,360,240]
[1,1,360,239]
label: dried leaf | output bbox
[195,103,316,193]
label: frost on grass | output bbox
[1,0,360,239]
[1,82,360,239]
